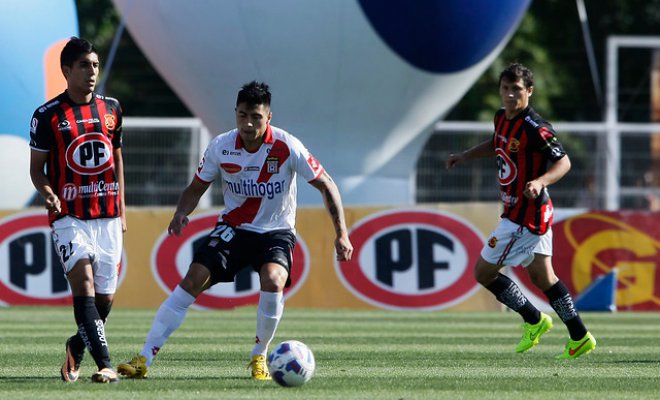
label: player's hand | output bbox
[335,235,353,261]
[45,193,61,215]
[524,180,544,199]
[445,153,463,169]
[168,213,189,236]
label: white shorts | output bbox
[480,218,552,267]
[51,216,123,294]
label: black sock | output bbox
[73,296,112,370]
[486,273,540,324]
[69,298,114,359]
[544,281,588,340]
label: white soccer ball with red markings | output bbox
[267,340,315,387]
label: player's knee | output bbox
[474,258,498,286]
[260,264,287,291]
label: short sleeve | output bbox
[288,135,324,182]
[29,110,52,151]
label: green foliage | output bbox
[75,0,191,116]
[2,307,660,399]
[448,0,660,122]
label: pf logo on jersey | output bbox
[495,148,517,186]
[65,133,114,175]
[152,212,310,309]
[336,209,483,310]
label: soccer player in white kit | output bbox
[118,81,353,380]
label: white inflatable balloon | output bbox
[113,0,530,204]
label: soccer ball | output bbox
[267,340,315,387]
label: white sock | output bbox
[251,291,284,357]
[140,285,195,366]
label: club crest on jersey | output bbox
[507,138,520,153]
[488,236,498,248]
[104,114,116,130]
[266,156,279,173]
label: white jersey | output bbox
[196,125,324,233]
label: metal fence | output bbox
[418,121,660,210]
[117,118,659,210]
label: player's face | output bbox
[499,77,532,117]
[235,103,272,150]
[63,52,100,99]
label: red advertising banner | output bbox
[512,211,660,311]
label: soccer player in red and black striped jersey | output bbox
[29,37,123,383]
[446,63,595,359]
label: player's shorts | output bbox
[51,216,123,294]
[192,223,297,287]
[480,218,552,267]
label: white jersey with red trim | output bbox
[196,124,324,233]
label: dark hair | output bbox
[499,63,533,88]
[236,81,271,107]
[60,37,97,67]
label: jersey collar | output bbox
[234,124,274,150]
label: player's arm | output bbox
[114,148,127,232]
[524,154,571,199]
[168,178,211,236]
[309,171,353,261]
[29,149,61,214]
[446,139,495,169]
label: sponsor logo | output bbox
[495,148,517,186]
[0,211,127,305]
[221,163,242,174]
[224,179,286,199]
[222,149,242,156]
[500,192,518,207]
[76,118,100,124]
[58,120,71,132]
[244,166,260,172]
[538,127,553,140]
[524,115,540,128]
[65,133,114,175]
[30,118,38,134]
[151,212,309,309]
[61,181,119,201]
[104,114,116,130]
[38,100,60,114]
[307,154,322,174]
[335,209,483,310]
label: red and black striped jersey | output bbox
[29,91,123,223]
[492,106,566,235]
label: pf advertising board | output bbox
[13,207,659,311]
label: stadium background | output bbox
[1,0,659,312]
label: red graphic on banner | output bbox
[511,211,660,310]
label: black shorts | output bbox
[192,223,297,288]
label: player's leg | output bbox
[118,263,212,378]
[478,220,552,352]
[119,222,235,378]
[526,254,596,359]
[54,217,117,383]
[63,293,113,380]
[248,231,294,380]
[66,259,117,382]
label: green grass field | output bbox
[1,307,659,399]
